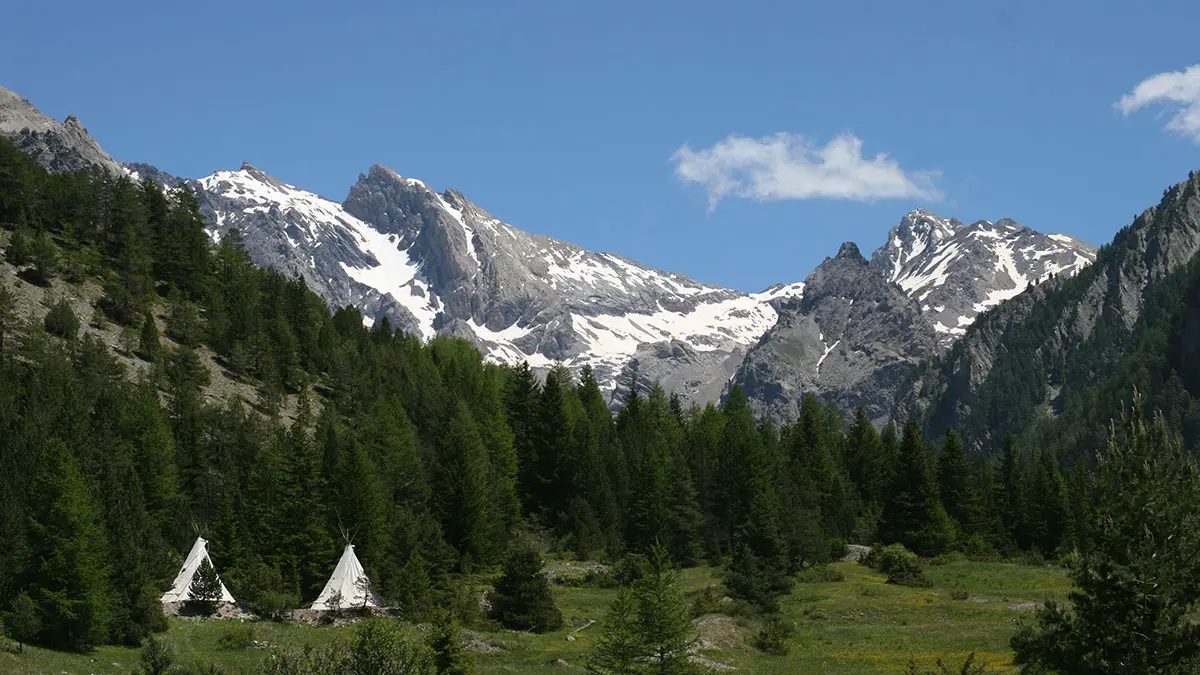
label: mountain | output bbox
[894,172,1200,454]
[871,209,1096,346]
[193,162,803,402]
[733,242,937,425]
[0,85,123,176]
[0,84,1101,414]
[732,211,1097,423]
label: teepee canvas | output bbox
[161,537,236,604]
[311,544,382,610]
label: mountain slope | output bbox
[871,209,1097,346]
[894,172,1200,453]
[0,85,123,176]
[195,162,804,402]
[733,243,937,424]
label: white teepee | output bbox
[161,537,236,604]
[311,543,382,610]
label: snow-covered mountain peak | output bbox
[870,211,1097,345]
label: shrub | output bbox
[688,585,725,617]
[610,552,648,585]
[755,614,793,656]
[140,636,176,675]
[950,589,969,601]
[218,625,255,650]
[43,297,79,339]
[864,544,930,587]
[795,565,846,583]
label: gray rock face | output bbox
[193,162,799,403]
[894,172,1200,451]
[733,242,937,425]
[871,209,1097,347]
[0,85,123,176]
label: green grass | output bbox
[0,560,1068,674]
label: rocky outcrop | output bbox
[0,85,123,176]
[734,242,937,425]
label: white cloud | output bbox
[1116,64,1200,142]
[670,132,942,210]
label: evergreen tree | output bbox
[187,558,223,616]
[0,281,17,355]
[428,612,477,675]
[996,434,1023,549]
[632,546,698,675]
[1024,451,1068,556]
[434,401,496,567]
[1013,395,1200,673]
[936,429,973,530]
[137,311,160,362]
[43,297,79,339]
[25,441,112,650]
[3,592,40,653]
[880,421,955,556]
[487,539,562,633]
[586,587,643,675]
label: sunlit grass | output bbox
[1,560,1067,674]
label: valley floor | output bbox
[0,560,1068,675]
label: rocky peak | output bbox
[835,241,864,261]
[0,84,122,176]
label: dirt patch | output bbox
[842,544,871,563]
[693,615,747,652]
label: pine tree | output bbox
[587,588,642,675]
[632,546,698,674]
[43,297,80,339]
[3,592,40,653]
[996,434,1023,550]
[434,401,496,567]
[1012,395,1200,673]
[880,421,955,556]
[429,612,477,675]
[487,539,563,633]
[1024,451,1068,556]
[187,558,223,616]
[137,311,160,362]
[25,441,112,650]
[0,281,16,356]
[936,429,972,530]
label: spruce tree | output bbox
[0,281,16,356]
[936,429,972,530]
[3,592,40,653]
[487,539,562,633]
[187,558,223,616]
[880,421,955,556]
[43,296,80,339]
[138,311,160,362]
[26,441,112,650]
[996,434,1023,549]
[632,546,698,674]
[1012,396,1200,673]
[429,612,477,675]
[587,586,642,674]
[1024,451,1068,555]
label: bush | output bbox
[755,614,793,656]
[950,589,969,601]
[864,544,930,587]
[610,553,648,585]
[43,297,80,339]
[688,586,725,617]
[928,551,967,567]
[261,619,435,675]
[795,565,845,583]
[140,636,176,675]
[218,625,255,650]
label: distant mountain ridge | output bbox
[0,83,1099,415]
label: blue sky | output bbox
[3,1,1200,292]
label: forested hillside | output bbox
[0,136,1086,654]
[897,171,1200,459]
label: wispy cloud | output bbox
[670,132,942,211]
[1116,64,1200,142]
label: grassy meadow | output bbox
[0,559,1068,674]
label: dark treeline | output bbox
[0,137,1084,652]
